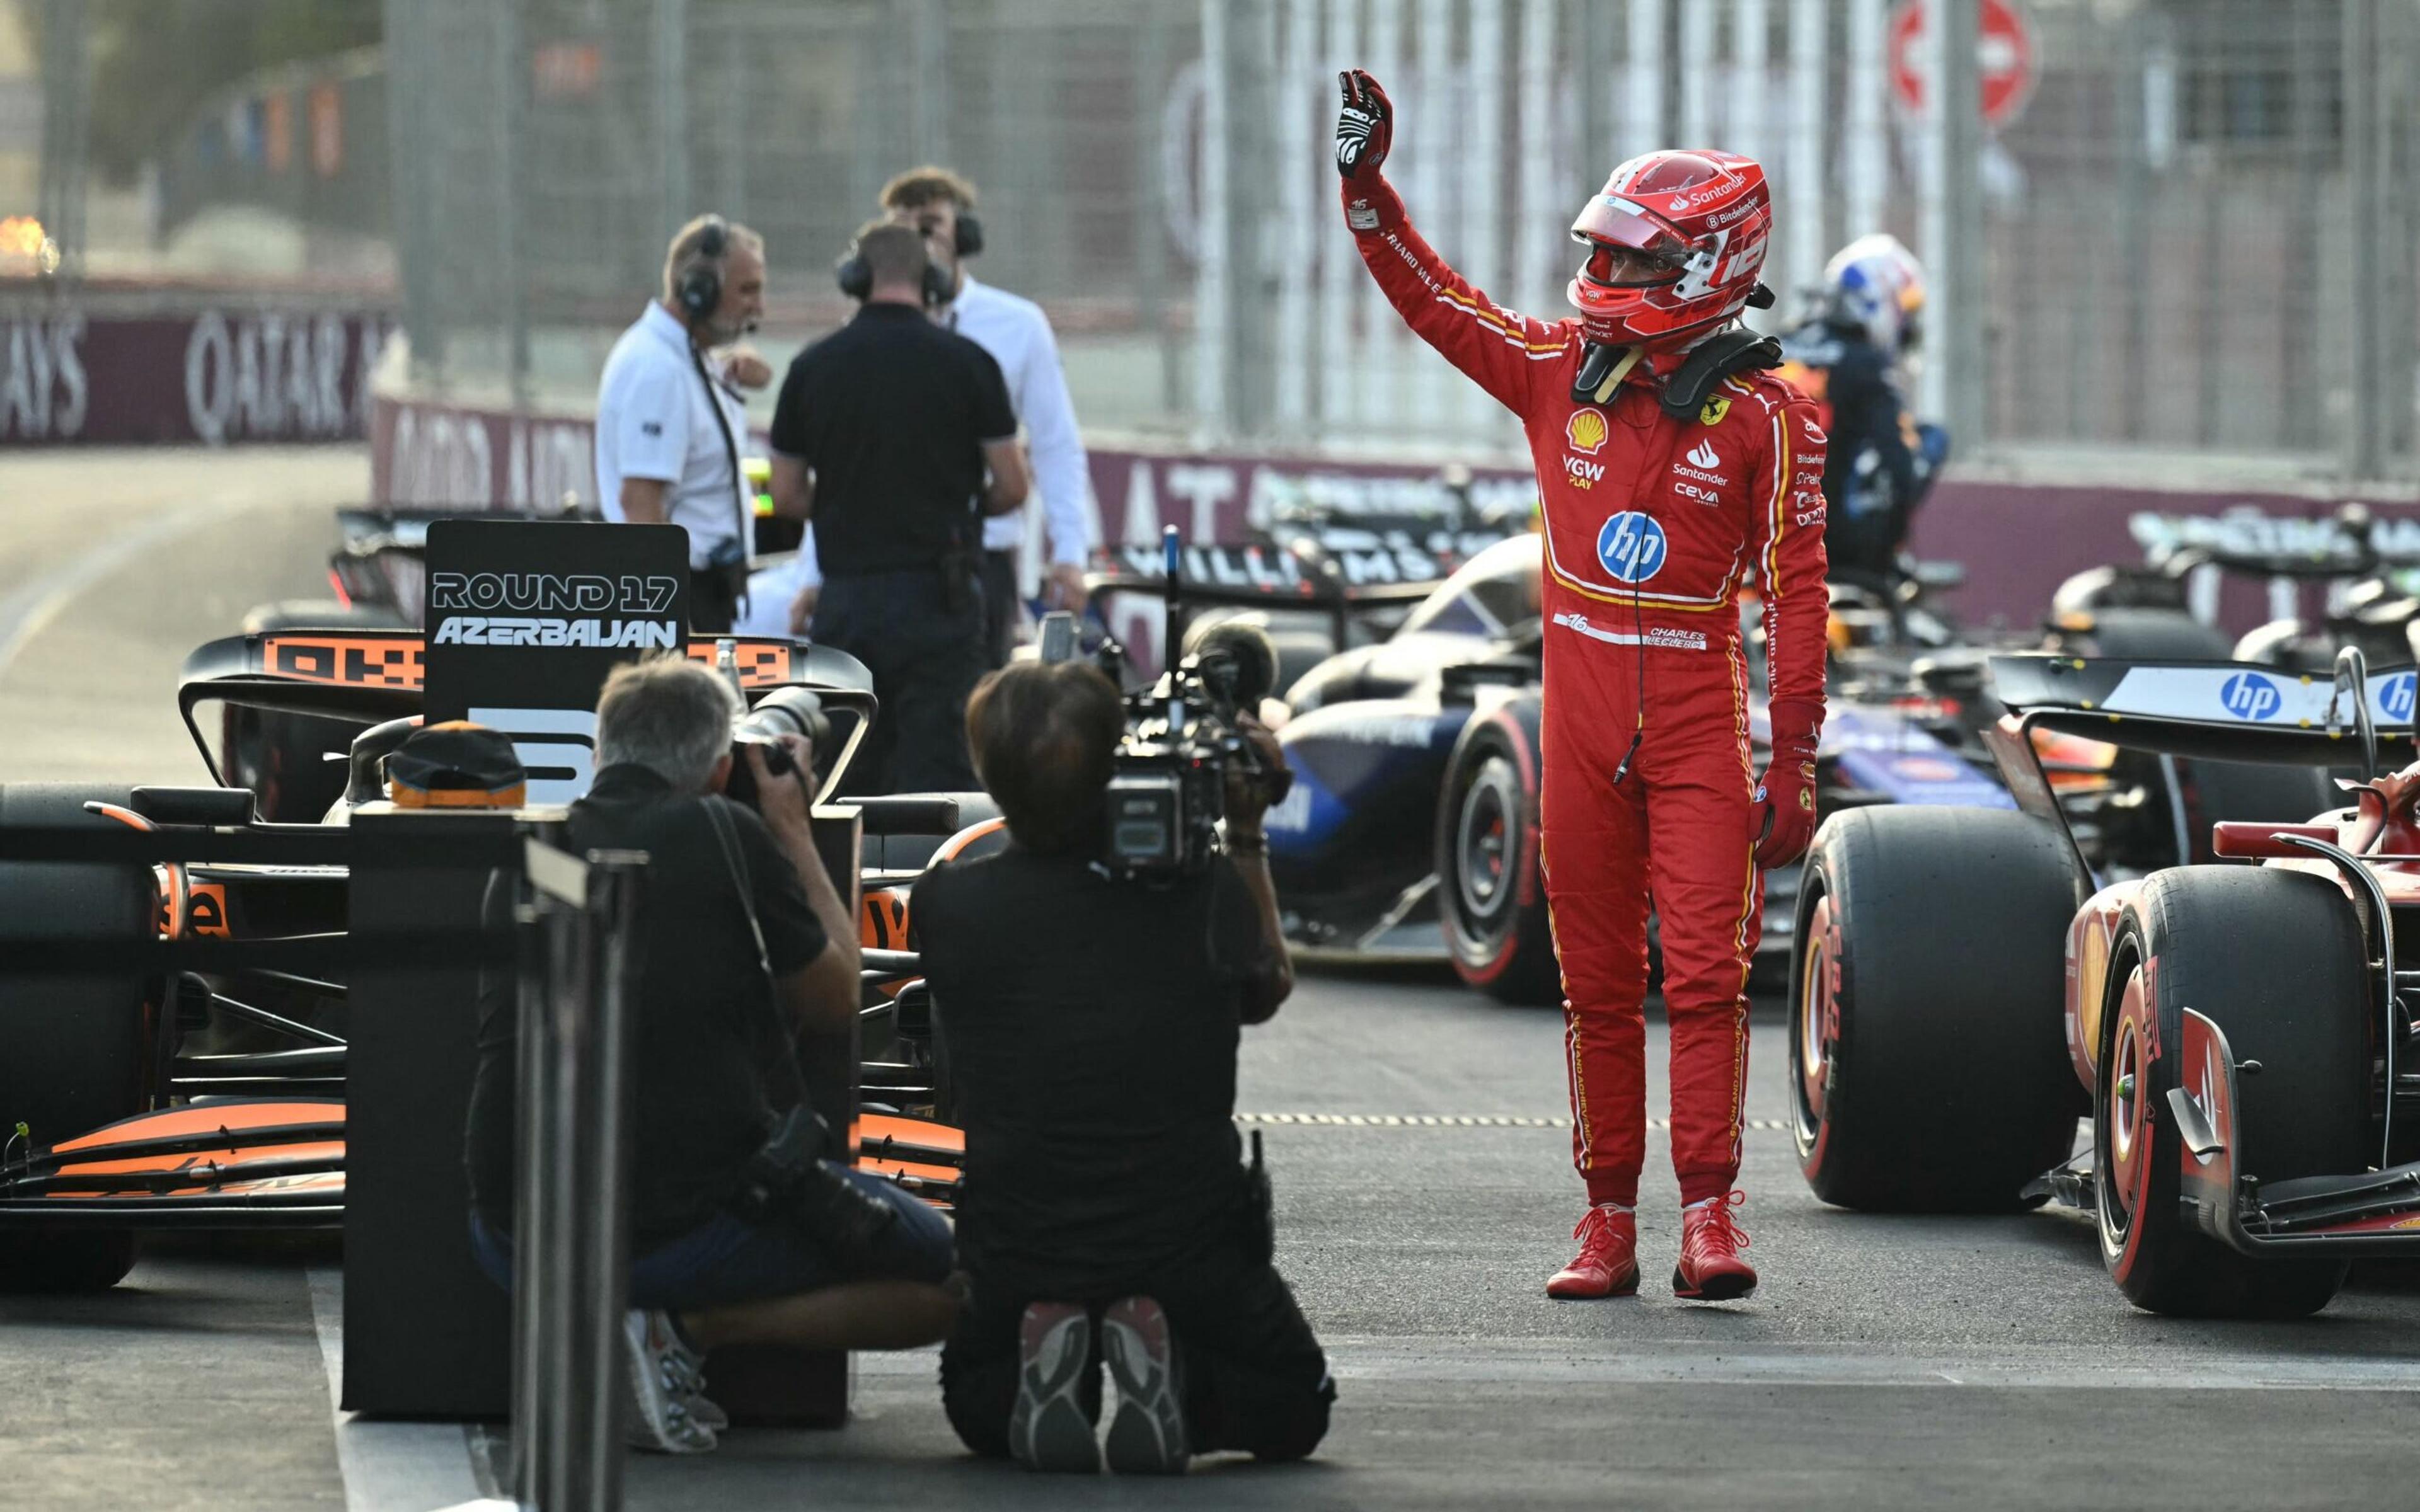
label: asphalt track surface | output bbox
[3,449,2418,1511]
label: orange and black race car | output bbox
[0,624,982,1292]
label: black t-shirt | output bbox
[464,764,829,1248]
[769,304,1018,576]
[911,846,1271,1293]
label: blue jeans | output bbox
[470,1161,954,1312]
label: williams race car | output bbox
[1253,534,2014,1005]
[1792,648,2420,1315]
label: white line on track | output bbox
[850,1338,2420,1392]
[0,497,253,681]
[308,1268,498,1512]
[1236,1112,1792,1131]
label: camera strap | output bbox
[698,796,812,1114]
[689,345,754,611]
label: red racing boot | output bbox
[1547,1204,1640,1299]
[1673,1190,1758,1301]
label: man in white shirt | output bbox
[783,168,1095,663]
[596,215,781,632]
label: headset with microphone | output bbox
[676,214,730,323]
[835,204,982,306]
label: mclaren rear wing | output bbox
[174,627,877,793]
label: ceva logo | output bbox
[1596,511,1668,584]
[1566,408,1609,455]
[2378,670,2417,723]
[2219,670,2283,721]
[1686,438,1720,469]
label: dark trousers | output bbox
[688,566,739,634]
[939,1246,1334,1463]
[980,549,1020,668]
[809,566,986,795]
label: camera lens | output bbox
[739,685,833,748]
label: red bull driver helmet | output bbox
[1567,149,1775,350]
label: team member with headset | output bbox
[766,221,1028,793]
[595,215,786,633]
[781,168,1095,665]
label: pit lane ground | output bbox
[2,449,2417,1511]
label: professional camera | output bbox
[731,1103,898,1263]
[723,684,831,810]
[1044,528,1292,881]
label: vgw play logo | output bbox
[2219,671,2283,721]
[1596,512,1668,584]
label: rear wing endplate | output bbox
[1987,653,2415,767]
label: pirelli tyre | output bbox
[0,785,156,1291]
[1791,806,2082,1210]
[2095,868,2360,1318]
[228,600,410,823]
[1435,702,1561,1007]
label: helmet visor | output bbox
[1569,197,1693,289]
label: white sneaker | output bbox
[621,1310,718,1453]
[652,1316,729,1433]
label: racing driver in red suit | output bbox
[1337,71,1828,1301]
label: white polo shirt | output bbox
[784,273,1093,590]
[594,302,751,570]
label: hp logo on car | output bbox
[2379,670,2417,723]
[1595,512,1668,585]
[2219,671,2283,721]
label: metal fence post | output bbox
[511,835,646,1512]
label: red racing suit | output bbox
[1346,175,1829,1207]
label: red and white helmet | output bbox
[1567,149,1774,350]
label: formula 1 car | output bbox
[0,622,971,1292]
[2051,501,2419,676]
[1251,534,2015,1005]
[1791,647,2420,1316]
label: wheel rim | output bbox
[1794,893,1837,1130]
[1454,755,1520,927]
[2099,963,2153,1242]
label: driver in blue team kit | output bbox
[1337,70,1829,1303]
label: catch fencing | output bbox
[366,0,2417,484]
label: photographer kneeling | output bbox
[913,660,1334,1475]
[464,658,955,1454]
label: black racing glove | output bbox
[1335,69,1395,181]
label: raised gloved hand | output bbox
[1335,69,1395,181]
[1751,697,1822,870]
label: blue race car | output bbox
[1259,535,2014,1004]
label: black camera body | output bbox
[723,684,832,811]
[730,1103,897,1263]
[1037,536,1293,881]
[1105,660,1250,881]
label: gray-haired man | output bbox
[463,658,955,1453]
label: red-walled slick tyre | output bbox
[2095,868,2358,1318]
[1790,806,2081,1210]
[1436,707,1561,1006]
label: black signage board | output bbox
[422,520,689,803]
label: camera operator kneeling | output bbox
[464,658,955,1455]
[913,661,1335,1475]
